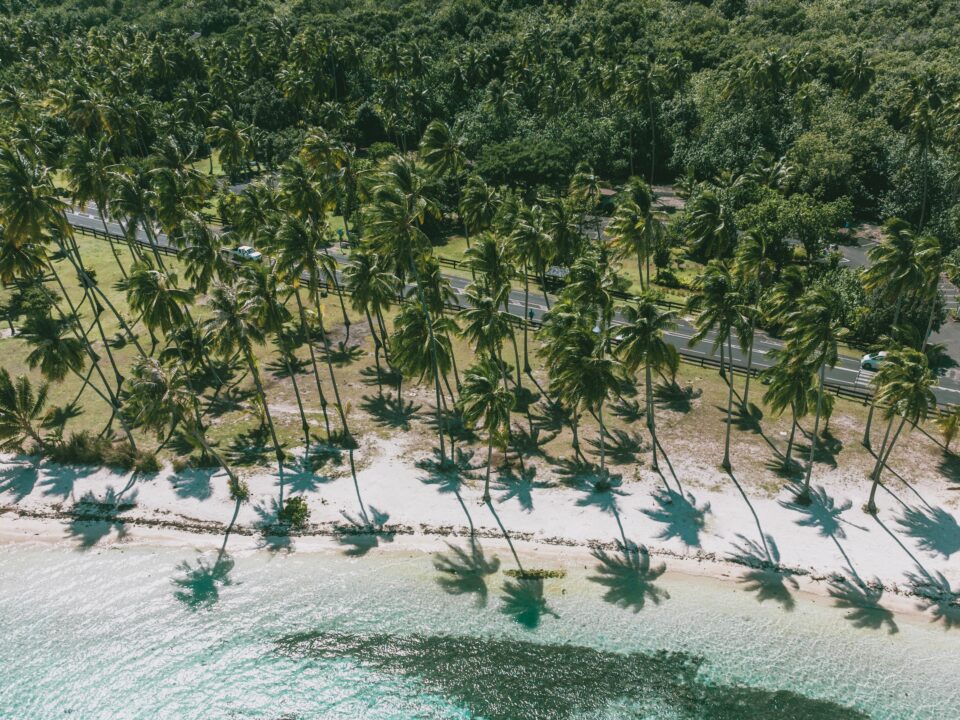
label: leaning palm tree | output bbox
[508,204,551,372]
[0,369,50,452]
[734,232,776,409]
[935,405,960,452]
[617,292,679,471]
[687,260,744,470]
[343,250,399,393]
[419,119,466,180]
[686,189,735,260]
[125,356,247,500]
[784,286,847,503]
[458,359,515,503]
[761,350,816,471]
[860,219,928,447]
[459,175,499,250]
[121,260,194,353]
[865,348,935,513]
[204,282,285,473]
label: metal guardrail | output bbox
[71,219,900,407]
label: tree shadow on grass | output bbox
[727,533,797,611]
[610,397,646,423]
[433,539,501,608]
[493,465,552,513]
[322,342,364,367]
[205,385,255,418]
[584,428,649,465]
[265,355,309,379]
[551,457,604,489]
[336,506,394,557]
[653,381,701,413]
[729,403,764,433]
[67,487,137,550]
[359,364,402,388]
[172,550,235,610]
[425,408,477,445]
[589,544,669,613]
[360,393,421,431]
[936,451,960,486]
[828,573,898,634]
[793,430,843,469]
[500,577,558,629]
[509,425,557,461]
[895,505,960,560]
[227,425,277,467]
[283,453,337,494]
[640,486,710,548]
[906,570,960,630]
[529,400,569,434]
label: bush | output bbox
[278,496,311,529]
[47,432,159,473]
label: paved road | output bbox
[64,205,960,406]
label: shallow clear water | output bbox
[0,541,956,719]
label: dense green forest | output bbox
[1,0,959,238]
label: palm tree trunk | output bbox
[863,297,901,448]
[312,284,352,443]
[800,363,827,502]
[742,313,757,409]
[409,264,447,464]
[866,416,906,513]
[293,288,331,438]
[483,432,494,502]
[322,247,352,342]
[785,414,797,469]
[283,353,311,454]
[722,335,734,471]
[364,307,385,395]
[243,345,285,479]
[646,361,658,471]
[598,400,606,473]
[522,269,531,373]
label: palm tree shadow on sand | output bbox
[500,576,558,629]
[727,533,798,611]
[360,392,421,430]
[493,465,552,513]
[336,506,394,557]
[418,448,479,533]
[589,543,669,613]
[905,570,960,629]
[66,488,137,550]
[827,572,899,635]
[640,486,710,548]
[895,505,960,560]
[433,539,501,608]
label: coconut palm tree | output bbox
[121,260,194,353]
[861,219,928,446]
[419,119,466,180]
[784,286,846,503]
[617,292,679,471]
[460,175,499,251]
[865,347,935,513]
[343,250,399,393]
[509,203,551,372]
[0,369,50,452]
[458,359,514,502]
[206,108,252,180]
[686,189,735,260]
[734,232,776,409]
[761,350,816,471]
[687,260,744,470]
[935,405,960,452]
[204,282,285,472]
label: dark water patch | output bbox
[275,631,868,720]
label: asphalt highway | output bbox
[63,206,960,406]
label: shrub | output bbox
[278,496,311,529]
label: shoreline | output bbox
[1,499,955,620]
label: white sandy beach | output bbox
[2,433,958,622]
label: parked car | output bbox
[230,245,262,263]
[860,351,888,371]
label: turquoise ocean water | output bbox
[0,541,956,719]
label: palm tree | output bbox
[734,232,776,409]
[617,292,678,471]
[204,282,285,472]
[687,260,744,470]
[206,108,252,180]
[343,250,399,393]
[865,348,935,513]
[686,190,735,260]
[460,175,499,251]
[554,325,621,474]
[419,119,466,179]
[761,351,816,471]
[509,203,550,372]
[458,359,514,502]
[125,356,246,500]
[935,405,960,452]
[0,369,50,452]
[784,286,846,503]
[861,219,927,446]
[121,261,194,353]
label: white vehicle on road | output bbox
[860,351,888,371]
[230,245,263,263]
